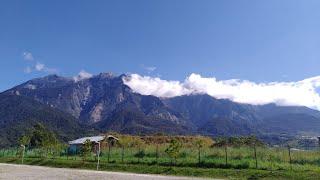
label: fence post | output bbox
[121,145,124,163]
[138,146,140,163]
[198,146,201,165]
[225,145,228,166]
[254,143,258,169]
[156,144,159,164]
[97,142,100,171]
[317,137,320,151]
[107,142,111,163]
[287,145,292,170]
[66,149,69,160]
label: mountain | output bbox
[163,94,260,136]
[2,73,320,145]
[165,95,320,143]
[0,94,94,147]
[3,73,191,136]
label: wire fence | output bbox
[1,143,320,171]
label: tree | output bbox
[193,136,212,165]
[19,135,31,146]
[52,141,67,160]
[28,123,59,158]
[165,139,182,165]
[18,135,30,164]
[81,139,92,162]
[118,136,133,163]
[248,136,259,169]
[215,138,229,166]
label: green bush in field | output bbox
[134,150,145,163]
[165,139,182,165]
[18,123,62,158]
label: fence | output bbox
[1,144,320,171]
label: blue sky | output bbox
[1,0,320,92]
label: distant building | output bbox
[68,135,119,153]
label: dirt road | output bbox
[0,163,214,180]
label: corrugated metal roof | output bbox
[68,136,105,145]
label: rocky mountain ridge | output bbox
[2,73,320,145]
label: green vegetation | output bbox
[165,139,182,165]
[81,139,92,161]
[1,134,320,179]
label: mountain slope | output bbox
[0,94,94,147]
[165,94,320,138]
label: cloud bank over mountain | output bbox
[123,73,320,110]
[73,70,93,82]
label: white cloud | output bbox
[35,62,57,73]
[123,73,320,110]
[73,70,93,82]
[22,51,58,74]
[22,52,34,61]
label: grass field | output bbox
[1,143,320,179]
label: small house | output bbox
[68,135,119,154]
[68,135,105,154]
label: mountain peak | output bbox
[96,72,114,79]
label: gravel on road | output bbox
[0,163,216,180]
